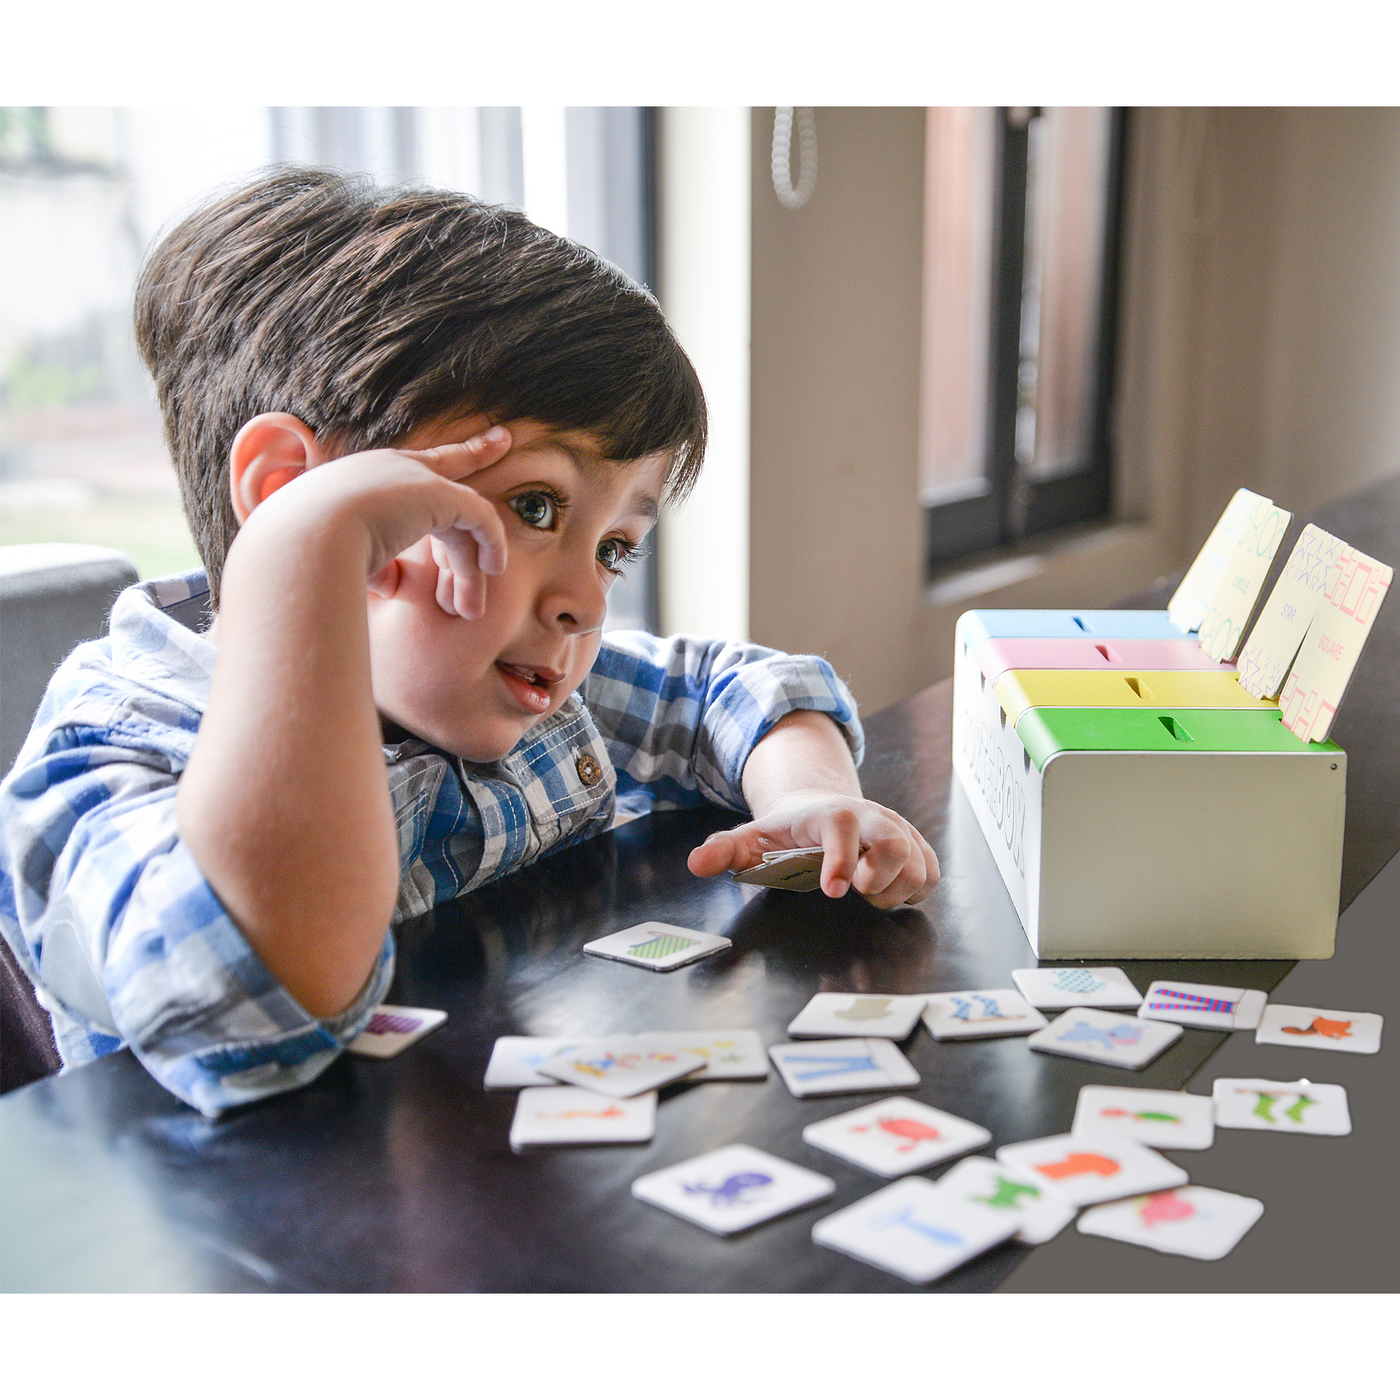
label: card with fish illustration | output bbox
[733,845,826,892]
[1027,1008,1183,1069]
[1012,966,1142,1009]
[640,1029,768,1080]
[811,1176,1020,1285]
[346,1005,447,1059]
[922,988,1048,1040]
[801,1096,991,1177]
[1137,980,1268,1031]
[509,1086,657,1147]
[768,1038,920,1098]
[995,1133,1188,1208]
[1254,1003,1383,1055]
[932,1155,1077,1245]
[1077,1185,1264,1261]
[582,922,731,972]
[1212,1077,1352,1135]
[484,1035,593,1088]
[631,1143,834,1236]
[1072,1085,1215,1150]
[534,1038,707,1099]
[787,992,927,1041]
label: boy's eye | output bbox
[509,491,559,530]
[597,537,642,574]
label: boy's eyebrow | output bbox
[628,493,661,523]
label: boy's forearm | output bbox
[741,709,862,815]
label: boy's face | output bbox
[366,416,668,762]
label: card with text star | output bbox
[483,1036,591,1089]
[1077,1185,1264,1261]
[1012,966,1142,1009]
[1254,1003,1383,1055]
[787,992,927,1041]
[933,1156,1077,1245]
[509,1086,657,1147]
[641,1029,768,1080]
[1027,1008,1183,1069]
[1138,980,1268,1031]
[533,1038,707,1099]
[802,1096,991,1177]
[631,1144,834,1236]
[582,922,731,971]
[995,1133,1188,1208]
[922,988,1048,1040]
[768,1038,920,1097]
[346,1005,447,1059]
[811,1176,1020,1285]
[1212,1077,1352,1135]
[1072,1085,1216,1150]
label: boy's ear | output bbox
[228,413,330,523]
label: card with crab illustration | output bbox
[801,1096,990,1177]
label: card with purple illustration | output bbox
[922,988,1048,1040]
[346,1005,447,1059]
[484,1035,592,1088]
[1027,1008,1183,1069]
[1254,1003,1383,1055]
[995,1133,1188,1208]
[768,1038,920,1098]
[811,1176,1020,1284]
[631,1144,834,1235]
[509,1086,657,1147]
[802,1096,990,1177]
[642,1029,768,1080]
[787,993,927,1041]
[1072,1085,1215,1150]
[1137,980,1267,1031]
[1012,966,1142,1009]
[534,1037,706,1098]
[933,1156,1077,1245]
[1077,1185,1264,1260]
[1212,1077,1352,1135]
[582,922,731,971]
[733,845,826,892]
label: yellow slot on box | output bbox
[992,669,1280,729]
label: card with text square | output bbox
[534,1038,707,1098]
[632,1144,834,1236]
[582,922,731,971]
[346,1005,447,1059]
[787,993,927,1041]
[996,1133,1189,1208]
[642,1029,768,1080]
[1254,1003,1383,1055]
[1194,491,1293,661]
[1028,1008,1183,1069]
[1072,1085,1215,1150]
[768,1038,920,1097]
[802,1096,990,1177]
[1138,980,1267,1031]
[1012,966,1142,1009]
[484,1036,591,1089]
[922,988,1048,1040]
[933,1156,1077,1245]
[1212,1077,1351,1135]
[1077,1186,1264,1261]
[509,1086,656,1147]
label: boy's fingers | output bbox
[817,808,862,898]
[410,424,513,482]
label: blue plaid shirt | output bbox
[0,570,862,1116]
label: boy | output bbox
[0,168,938,1116]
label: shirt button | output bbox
[574,752,603,786]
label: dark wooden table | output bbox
[3,474,1397,1293]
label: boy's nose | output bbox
[539,557,608,634]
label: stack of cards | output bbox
[732,846,826,892]
[1027,1007,1183,1069]
[933,1157,1077,1245]
[802,1096,990,1176]
[1012,966,1143,1009]
[922,988,1047,1040]
[786,993,927,1041]
[995,1134,1188,1207]
[768,1038,920,1097]
[533,1036,706,1098]
[485,1030,767,1089]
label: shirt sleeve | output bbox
[579,631,864,814]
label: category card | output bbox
[484,1035,591,1089]
[933,1156,1077,1245]
[1077,1185,1264,1261]
[1138,980,1268,1031]
[996,1133,1188,1208]
[801,1096,991,1177]
[534,1038,707,1099]
[509,1086,657,1147]
[1195,492,1293,662]
[631,1144,834,1236]
[787,992,927,1041]
[1255,1004,1383,1055]
[1277,543,1392,742]
[582,922,732,971]
[643,1029,769,1080]
[1212,1077,1352,1135]
[811,1176,1020,1285]
[922,988,1048,1040]
[1236,524,1346,698]
[768,1038,920,1098]
[346,1005,447,1059]
[1027,1008,1184,1070]
[1012,966,1143,1009]
[1072,1085,1216,1151]
[733,846,825,892]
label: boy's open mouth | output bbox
[495,661,563,714]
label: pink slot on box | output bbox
[975,637,1235,686]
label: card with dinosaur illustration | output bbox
[1072,1085,1215,1150]
[1012,966,1143,1009]
[1212,1077,1352,1135]
[933,1155,1077,1245]
[786,992,928,1040]
[1027,1007,1183,1069]
[995,1133,1188,1208]
[801,1096,990,1176]
[509,1086,657,1147]
[1254,1003,1383,1054]
[533,1037,706,1098]
[1078,1185,1265,1260]
[768,1037,920,1097]
[922,987,1048,1039]
[640,1029,768,1079]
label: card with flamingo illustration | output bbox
[1254,1003,1383,1055]
[509,1086,656,1147]
[1072,1085,1215,1150]
[1027,1007,1183,1068]
[933,1155,1077,1245]
[801,1095,991,1176]
[768,1038,920,1097]
[995,1133,1188,1207]
[922,988,1048,1040]
[1077,1185,1264,1260]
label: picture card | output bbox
[632,1144,834,1236]
[1254,1003,1383,1055]
[1077,1185,1264,1261]
[933,1155,1078,1245]
[801,1096,991,1177]
[922,988,1048,1040]
[1236,524,1346,698]
[1012,966,1142,1009]
[484,1035,590,1089]
[1195,491,1293,662]
[509,1086,656,1147]
[582,921,731,971]
[1027,1008,1183,1069]
[346,1005,447,1059]
[768,1038,920,1098]
[996,1133,1188,1208]
[643,1029,769,1080]
[787,992,927,1041]
[732,846,825,892]
[812,1176,1020,1285]
[1212,1077,1352,1135]
[534,1037,706,1099]
[1138,980,1268,1032]
[1072,1085,1216,1151]
[1278,542,1392,743]
[1168,488,1262,633]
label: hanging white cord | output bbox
[771,107,817,209]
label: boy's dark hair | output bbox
[134,166,707,607]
